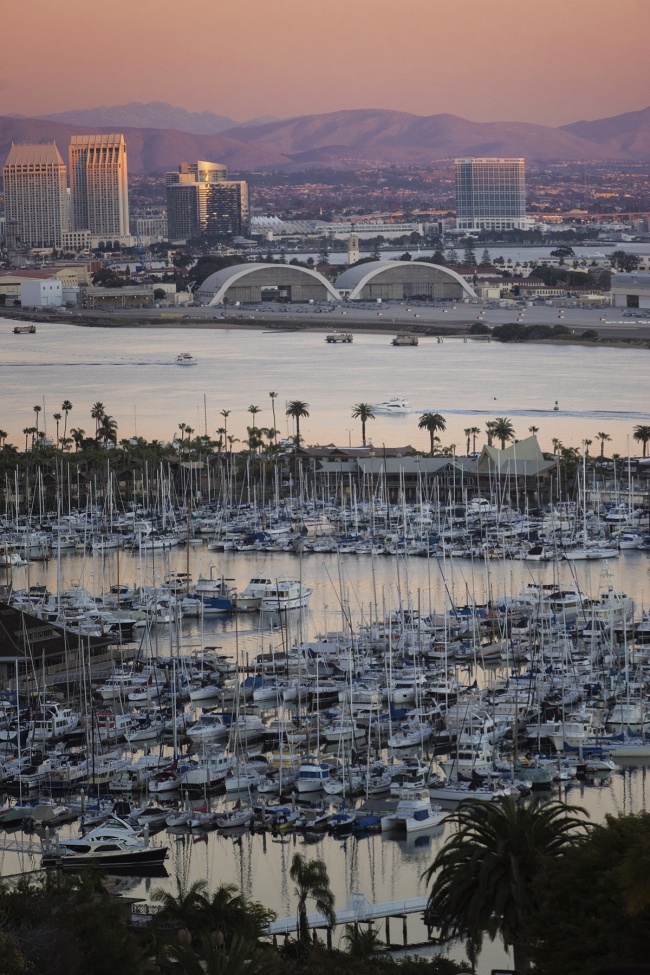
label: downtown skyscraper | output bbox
[455,158,526,232]
[69,133,129,238]
[3,143,69,248]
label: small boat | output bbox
[371,396,410,414]
[234,577,273,613]
[392,334,418,346]
[13,324,36,334]
[381,791,444,833]
[176,352,197,365]
[325,332,353,343]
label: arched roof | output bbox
[334,260,476,300]
[196,263,341,305]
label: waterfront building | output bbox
[2,143,69,248]
[611,272,650,310]
[69,134,130,241]
[455,157,526,232]
[166,161,248,243]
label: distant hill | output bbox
[39,102,280,136]
[0,104,649,172]
[560,105,650,157]
[0,116,290,175]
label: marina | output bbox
[0,316,649,967]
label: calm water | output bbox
[2,317,650,962]
[1,318,649,456]
[2,545,650,958]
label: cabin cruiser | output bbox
[260,580,313,613]
[41,816,168,870]
[381,791,444,833]
[371,396,410,414]
[176,352,197,365]
[234,577,273,612]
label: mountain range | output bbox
[0,103,648,173]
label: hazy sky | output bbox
[3,0,649,125]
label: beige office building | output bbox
[69,133,130,238]
[3,143,69,248]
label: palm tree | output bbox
[220,409,231,446]
[289,853,336,946]
[91,402,105,436]
[418,412,446,456]
[551,437,563,455]
[492,416,515,450]
[152,877,209,940]
[33,404,42,440]
[351,403,375,447]
[423,797,589,974]
[633,424,650,458]
[61,400,73,442]
[597,431,611,459]
[286,400,310,445]
[469,426,480,453]
[464,427,472,455]
[485,421,496,447]
[22,427,31,452]
[53,412,62,446]
[0,430,7,450]
[528,425,539,436]
[70,428,85,453]
[268,392,278,443]
[99,414,118,445]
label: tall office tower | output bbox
[3,143,68,248]
[69,134,129,236]
[165,161,248,242]
[455,158,525,232]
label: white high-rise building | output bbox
[69,133,130,238]
[455,158,526,232]
[3,143,68,248]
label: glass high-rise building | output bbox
[166,161,248,242]
[455,158,525,232]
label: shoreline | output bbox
[2,307,649,349]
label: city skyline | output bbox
[1,0,649,128]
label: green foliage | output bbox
[492,322,571,342]
[187,256,243,289]
[580,329,599,341]
[468,322,489,334]
[531,813,650,975]
[422,797,589,973]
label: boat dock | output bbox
[266,892,436,948]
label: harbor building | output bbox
[455,157,526,232]
[68,134,130,242]
[610,272,650,310]
[2,143,69,249]
[334,260,476,301]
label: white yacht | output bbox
[381,791,444,833]
[234,576,273,612]
[176,352,197,366]
[260,579,313,612]
[371,396,410,414]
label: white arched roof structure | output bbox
[196,263,341,305]
[334,260,476,301]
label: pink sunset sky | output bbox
[2,0,649,126]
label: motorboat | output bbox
[260,580,313,613]
[41,816,168,870]
[371,396,410,414]
[176,353,197,365]
[381,791,444,833]
[234,577,273,612]
[295,758,332,794]
[190,568,236,614]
